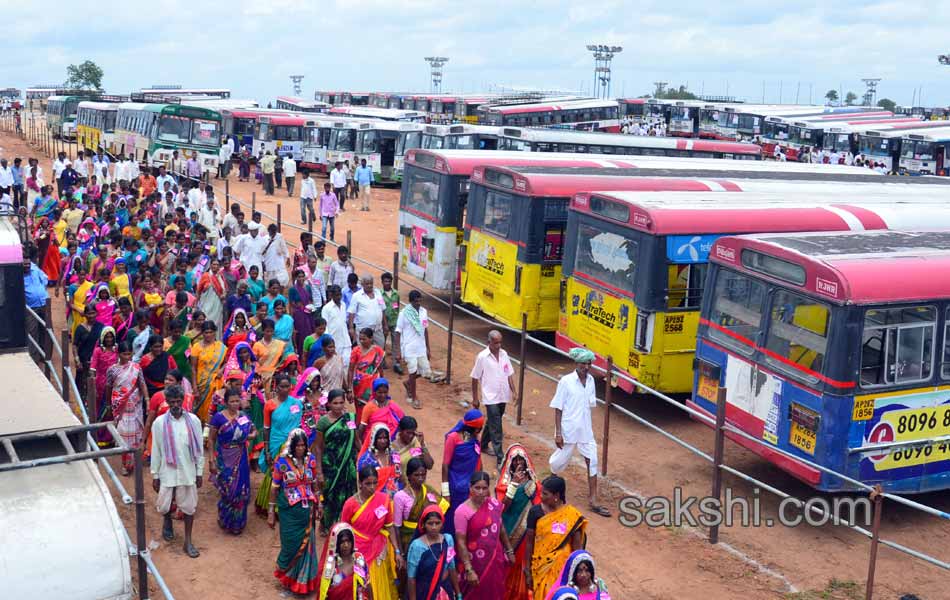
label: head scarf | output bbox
[569,347,595,364]
[279,427,310,459]
[416,504,445,532]
[292,367,322,399]
[98,326,116,347]
[225,368,245,382]
[446,409,485,438]
[277,353,301,374]
[223,308,256,343]
[495,443,540,503]
[372,377,390,394]
[318,523,366,600]
[553,550,598,596]
[548,587,579,600]
[224,341,257,391]
[359,421,392,461]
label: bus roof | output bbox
[328,106,426,119]
[904,130,950,143]
[404,149,873,176]
[276,96,329,109]
[576,190,950,236]
[499,126,761,154]
[487,98,617,115]
[710,230,950,305]
[789,116,919,128]
[259,114,309,126]
[618,98,647,105]
[861,122,950,137]
[77,101,118,111]
[446,124,501,136]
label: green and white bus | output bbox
[46,95,83,139]
[114,103,222,174]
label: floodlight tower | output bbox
[425,57,449,93]
[861,78,881,107]
[289,75,304,96]
[586,45,623,99]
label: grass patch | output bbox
[785,578,863,600]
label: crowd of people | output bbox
[12,144,615,599]
[620,117,667,136]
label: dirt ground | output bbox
[3,117,947,600]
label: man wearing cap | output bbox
[234,221,267,275]
[549,347,611,517]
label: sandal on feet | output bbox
[590,505,612,518]
[411,398,422,410]
[184,543,200,558]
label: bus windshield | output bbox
[902,140,934,160]
[422,135,444,149]
[274,125,302,141]
[331,129,355,151]
[235,118,255,136]
[103,112,117,131]
[573,220,639,294]
[448,134,477,149]
[396,131,422,155]
[157,115,192,143]
[402,167,442,221]
[823,133,849,152]
[191,119,220,145]
[706,268,767,354]
[359,130,378,153]
[859,136,891,155]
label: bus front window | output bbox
[450,135,475,149]
[574,223,639,294]
[398,131,421,155]
[332,130,355,151]
[359,130,378,153]
[403,167,442,222]
[706,268,766,354]
[763,290,830,378]
[192,119,220,145]
[157,115,191,143]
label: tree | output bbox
[844,91,859,106]
[64,60,104,91]
[656,84,699,100]
[877,98,897,112]
[825,89,839,104]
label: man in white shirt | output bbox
[169,150,183,178]
[262,223,289,286]
[328,245,354,289]
[394,290,431,409]
[128,155,140,181]
[347,273,387,348]
[329,161,347,211]
[150,386,204,558]
[470,330,516,468]
[73,151,89,182]
[0,159,13,196]
[549,347,611,517]
[322,284,352,368]
[222,202,241,237]
[52,152,69,197]
[114,155,130,183]
[298,169,317,225]
[186,181,206,218]
[197,195,221,242]
[234,221,267,274]
[217,141,231,179]
[155,165,175,192]
[283,154,297,197]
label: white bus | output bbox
[275,96,330,113]
[898,130,950,175]
[857,123,950,171]
[327,120,424,182]
[420,123,502,150]
[327,105,427,122]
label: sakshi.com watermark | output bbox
[617,487,873,529]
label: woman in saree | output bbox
[140,334,178,398]
[225,341,263,449]
[341,465,406,600]
[197,256,227,331]
[313,388,358,536]
[211,369,249,417]
[66,264,93,336]
[268,428,321,594]
[304,318,334,368]
[190,321,227,424]
[252,318,286,397]
[454,471,513,600]
[543,550,611,600]
[289,268,316,353]
[255,374,304,514]
[27,173,48,213]
[358,422,402,497]
[441,409,484,537]
[275,353,302,393]
[108,258,133,304]
[407,505,462,600]
[91,326,119,425]
[33,217,61,282]
[222,307,257,356]
[294,367,323,444]
[209,388,256,535]
[77,217,98,254]
[392,416,435,478]
[357,378,405,442]
[524,475,588,600]
[496,444,542,600]
[273,299,296,357]
[394,457,448,554]
[163,319,193,383]
[104,340,148,475]
[318,337,346,396]
[348,327,385,418]
[318,523,370,600]
[136,274,165,330]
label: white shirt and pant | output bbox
[395,306,429,375]
[234,232,268,274]
[322,300,351,367]
[347,288,385,347]
[283,156,297,196]
[470,347,515,467]
[299,176,317,224]
[262,233,289,286]
[150,411,204,515]
[549,370,599,476]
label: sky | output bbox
[2,0,948,107]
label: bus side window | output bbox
[763,290,830,378]
[482,190,512,238]
[707,268,767,354]
[861,306,936,387]
[667,263,708,309]
[943,307,950,379]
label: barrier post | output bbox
[392,251,399,291]
[446,282,455,386]
[61,329,71,406]
[252,191,256,214]
[864,485,884,600]
[86,367,98,427]
[133,450,150,600]
[277,204,282,233]
[225,178,229,202]
[308,212,313,233]
[346,230,352,255]
[516,312,527,426]
[601,356,614,476]
[42,316,52,380]
[709,386,727,544]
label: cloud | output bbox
[0,0,945,105]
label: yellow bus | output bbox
[76,101,118,153]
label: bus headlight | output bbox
[634,310,653,353]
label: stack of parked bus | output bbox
[397,145,950,494]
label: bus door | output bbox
[399,166,446,286]
[938,144,946,175]
[533,197,569,326]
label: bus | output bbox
[420,124,501,150]
[478,98,621,132]
[255,114,307,161]
[315,91,344,105]
[115,102,222,173]
[759,113,916,160]
[400,150,874,292]
[454,96,495,124]
[274,96,330,113]
[138,86,230,99]
[76,101,118,153]
[557,178,950,394]
[619,98,647,123]
[328,106,426,122]
[301,117,340,172]
[496,126,762,159]
[327,120,424,183]
[25,87,66,112]
[718,105,832,141]
[694,229,950,493]
[898,130,950,176]
[46,95,83,139]
[667,100,711,137]
[857,123,950,172]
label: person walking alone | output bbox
[329,161,347,212]
[283,153,297,197]
[319,182,339,241]
[470,330,517,470]
[355,158,374,211]
[261,151,276,196]
[298,169,317,225]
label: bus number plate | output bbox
[852,397,874,421]
[790,422,816,455]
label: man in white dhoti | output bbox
[549,347,611,517]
